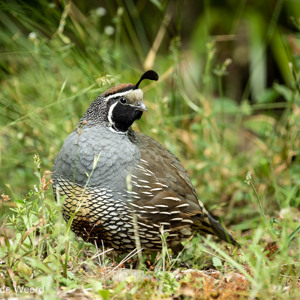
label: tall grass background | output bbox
[0,0,299,299]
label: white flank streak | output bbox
[150,188,163,192]
[138,179,150,183]
[140,159,149,165]
[141,192,153,195]
[127,190,138,195]
[129,203,141,208]
[144,206,156,209]
[170,210,180,214]
[182,219,194,224]
[176,203,190,208]
[145,169,155,175]
[163,197,180,201]
[155,204,168,208]
[155,182,168,188]
[170,218,183,221]
[138,222,153,228]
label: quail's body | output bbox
[52,70,237,252]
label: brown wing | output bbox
[124,132,215,248]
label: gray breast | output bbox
[53,126,140,189]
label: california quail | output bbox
[52,70,238,252]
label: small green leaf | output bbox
[15,199,25,205]
[212,257,222,268]
[98,290,110,300]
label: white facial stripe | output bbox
[105,88,144,104]
[108,126,126,134]
[107,101,118,126]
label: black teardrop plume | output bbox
[135,70,159,89]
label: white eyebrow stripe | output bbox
[104,90,133,101]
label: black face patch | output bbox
[111,102,143,132]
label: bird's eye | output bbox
[120,97,127,104]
